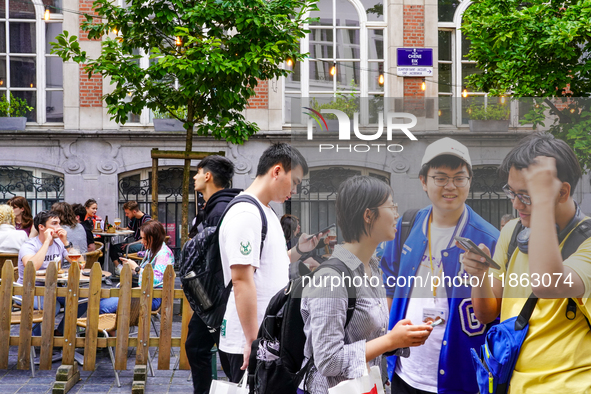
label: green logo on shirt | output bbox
[240,241,252,255]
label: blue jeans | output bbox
[16,296,88,336]
[99,297,162,314]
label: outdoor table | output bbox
[92,229,134,273]
[35,269,112,284]
[127,252,143,262]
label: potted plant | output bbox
[0,93,33,131]
[152,106,187,132]
[468,102,511,132]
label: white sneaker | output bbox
[115,265,122,275]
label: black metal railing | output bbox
[0,166,64,213]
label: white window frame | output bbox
[284,0,387,125]
[0,0,64,125]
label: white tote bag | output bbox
[328,365,385,394]
[210,372,249,394]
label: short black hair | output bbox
[336,175,392,243]
[197,155,235,189]
[34,210,59,232]
[256,143,309,177]
[499,132,581,196]
[72,203,86,220]
[418,155,473,178]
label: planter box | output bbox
[469,119,510,133]
[153,118,185,132]
[0,117,27,131]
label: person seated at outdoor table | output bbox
[0,204,28,253]
[110,200,152,275]
[16,210,88,336]
[84,198,102,229]
[52,202,89,255]
[7,196,35,237]
[100,220,173,314]
[72,203,96,252]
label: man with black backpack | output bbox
[218,143,316,383]
[183,155,241,394]
[380,138,499,394]
[463,132,591,393]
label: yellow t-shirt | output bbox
[491,218,591,393]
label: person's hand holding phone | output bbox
[456,240,493,278]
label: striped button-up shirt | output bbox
[300,245,389,393]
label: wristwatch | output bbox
[135,266,141,274]
[65,242,73,249]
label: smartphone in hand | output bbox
[305,223,336,241]
[454,235,501,270]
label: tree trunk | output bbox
[181,102,195,249]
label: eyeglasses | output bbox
[428,176,471,188]
[502,184,532,205]
[373,203,399,215]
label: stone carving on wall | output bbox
[61,141,86,174]
[97,142,121,174]
[230,144,252,174]
[387,157,410,174]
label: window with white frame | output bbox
[0,0,63,123]
[437,0,532,126]
[284,0,386,124]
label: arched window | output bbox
[0,0,64,123]
[284,0,386,123]
[118,167,196,259]
[0,166,64,212]
[286,165,390,242]
[466,165,514,229]
[437,0,532,127]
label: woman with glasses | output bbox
[299,175,433,394]
[99,220,174,314]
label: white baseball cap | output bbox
[421,137,472,168]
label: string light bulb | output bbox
[113,28,118,35]
[570,108,576,113]
[0,80,3,86]
[500,95,506,104]
[175,36,182,46]
[44,7,50,20]
[421,79,426,91]
[330,63,336,76]
[462,88,468,98]
[438,109,442,117]
[286,58,293,67]
[378,74,384,86]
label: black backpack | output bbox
[247,258,356,394]
[179,194,268,330]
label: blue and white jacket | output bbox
[380,205,499,394]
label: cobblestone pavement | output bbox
[0,311,227,393]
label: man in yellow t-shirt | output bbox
[461,133,591,393]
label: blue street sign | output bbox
[397,48,433,67]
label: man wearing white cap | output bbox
[380,137,500,394]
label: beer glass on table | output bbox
[68,247,84,270]
[114,218,122,230]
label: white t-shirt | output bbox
[396,225,454,393]
[17,237,68,285]
[218,193,290,354]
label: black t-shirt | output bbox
[128,214,152,241]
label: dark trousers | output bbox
[391,372,434,394]
[185,313,220,394]
[109,241,142,264]
[218,349,245,384]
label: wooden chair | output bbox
[83,249,102,269]
[0,253,19,282]
[75,297,153,387]
[94,242,104,258]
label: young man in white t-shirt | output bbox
[380,138,499,393]
[218,143,318,383]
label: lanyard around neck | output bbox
[427,212,438,297]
